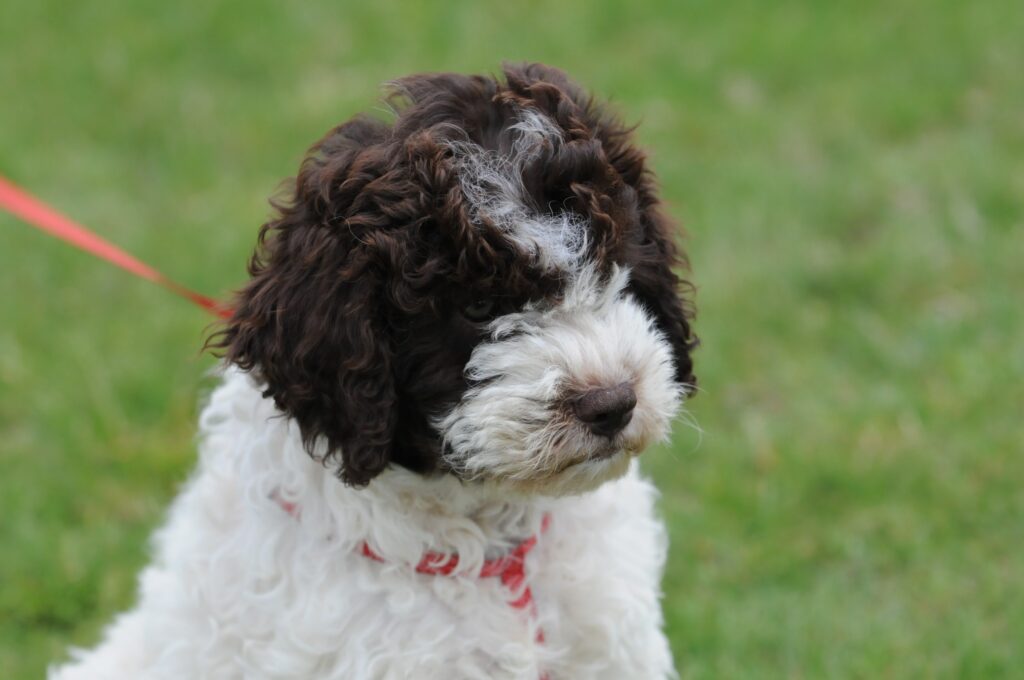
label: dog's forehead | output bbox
[445,109,611,281]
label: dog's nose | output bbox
[573,383,637,438]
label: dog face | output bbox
[210,64,697,494]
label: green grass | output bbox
[2,1,1022,677]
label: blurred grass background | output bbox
[2,0,1022,677]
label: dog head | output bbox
[210,63,697,495]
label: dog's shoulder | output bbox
[535,463,675,678]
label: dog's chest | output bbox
[311,476,670,678]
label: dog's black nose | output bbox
[573,383,637,438]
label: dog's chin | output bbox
[504,448,636,497]
[441,420,670,498]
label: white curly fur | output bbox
[50,369,678,679]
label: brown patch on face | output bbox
[206,63,697,486]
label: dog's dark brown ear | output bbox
[208,118,399,486]
[627,204,698,393]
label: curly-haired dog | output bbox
[51,63,697,680]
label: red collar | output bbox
[360,514,552,611]
[272,493,550,610]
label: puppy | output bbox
[52,63,697,680]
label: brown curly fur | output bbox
[207,63,697,487]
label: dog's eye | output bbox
[461,299,497,323]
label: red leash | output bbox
[0,176,230,318]
[3,173,555,674]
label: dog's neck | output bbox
[335,469,555,565]
[214,369,555,571]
